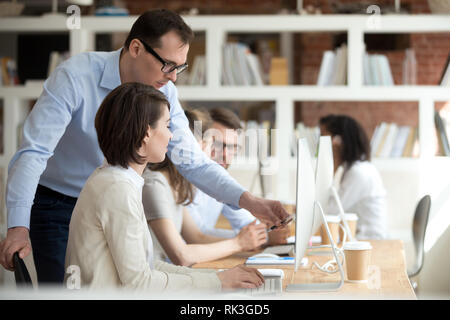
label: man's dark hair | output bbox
[184,107,213,135]
[319,114,371,168]
[124,9,194,50]
[95,82,170,169]
[209,107,242,130]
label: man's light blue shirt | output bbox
[6,49,246,229]
[187,188,256,238]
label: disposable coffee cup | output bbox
[339,213,358,242]
[320,215,341,245]
[343,241,372,283]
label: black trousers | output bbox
[29,185,77,285]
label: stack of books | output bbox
[222,43,264,86]
[363,53,394,86]
[186,55,206,86]
[370,123,418,158]
[317,48,394,86]
[292,123,320,157]
[238,120,275,160]
[316,44,347,86]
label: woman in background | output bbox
[319,114,387,240]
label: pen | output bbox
[267,215,294,233]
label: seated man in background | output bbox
[186,107,290,245]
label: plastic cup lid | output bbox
[324,215,341,223]
[343,241,372,251]
[344,213,359,221]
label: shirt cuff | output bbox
[225,184,247,210]
[7,206,31,230]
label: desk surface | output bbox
[193,239,416,299]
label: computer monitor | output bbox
[292,138,316,271]
[311,136,334,236]
[314,136,354,242]
[286,138,344,291]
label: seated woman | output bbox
[319,114,387,240]
[64,82,263,292]
[143,108,268,267]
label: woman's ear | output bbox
[332,135,342,147]
[143,126,152,144]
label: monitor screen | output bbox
[311,136,334,236]
[293,138,316,271]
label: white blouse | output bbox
[327,160,388,240]
[65,164,221,292]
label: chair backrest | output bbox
[13,252,32,287]
[408,195,431,278]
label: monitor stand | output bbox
[285,201,345,292]
[307,186,353,256]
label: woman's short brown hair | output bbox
[95,82,170,169]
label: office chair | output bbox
[407,195,431,291]
[13,252,33,288]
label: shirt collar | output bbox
[100,48,122,90]
[100,160,144,189]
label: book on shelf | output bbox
[434,110,450,156]
[222,43,265,86]
[292,122,320,157]
[317,51,336,86]
[379,123,398,157]
[363,53,394,86]
[269,57,288,85]
[238,120,275,160]
[439,53,450,86]
[390,126,411,158]
[187,55,206,85]
[402,127,418,157]
[316,44,347,86]
[370,121,387,156]
[0,57,20,86]
[371,122,418,158]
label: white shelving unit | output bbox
[1,14,450,208]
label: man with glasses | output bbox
[187,107,290,245]
[0,9,289,284]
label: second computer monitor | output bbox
[311,136,334,236]
[293,138,316,271]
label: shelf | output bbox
[2,84,449,101]
[178,86,450,101]
[1,15,450,33]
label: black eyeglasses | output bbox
[212,140,241,154]
[138,38,188,75]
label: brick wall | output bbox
[121,0,450,147]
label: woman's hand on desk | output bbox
[236,220,267,251]
[239,192,289,228]
[217,264,264,289]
